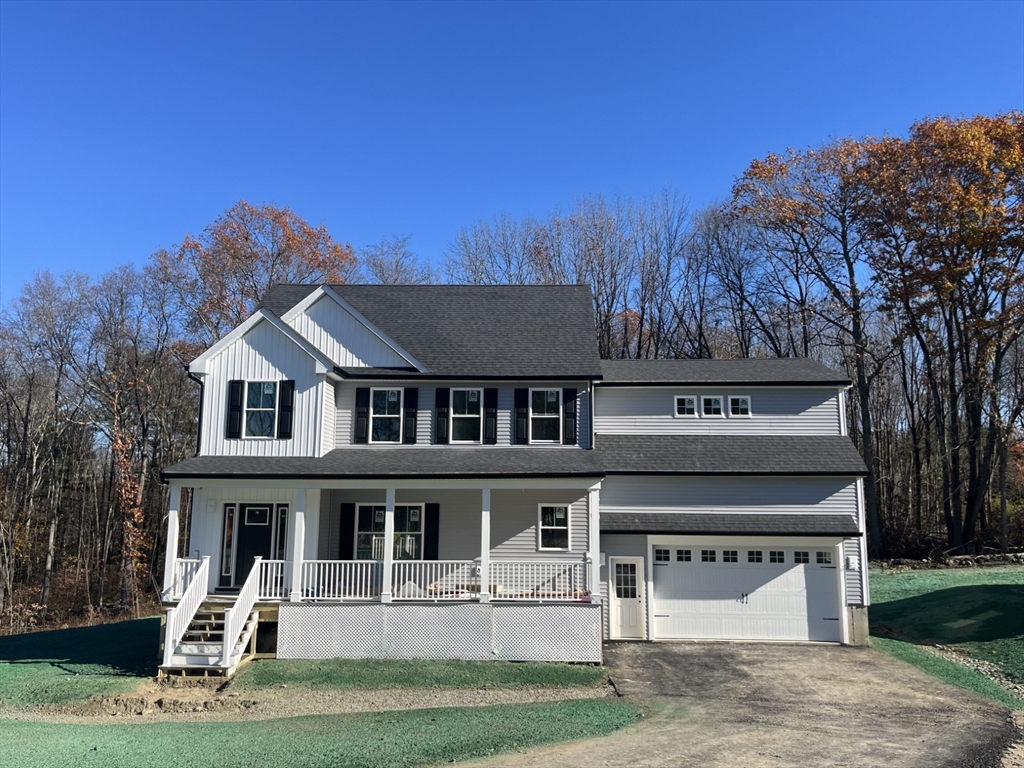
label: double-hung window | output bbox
[355,504,423,560]
[245,382,277,437]
[371,388,402,443]
[451,389,482,443]
[538,505,569,550]
[531,389,561,443]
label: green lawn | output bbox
[869,565,1024,708]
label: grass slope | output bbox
[2,699,641,768]
[234,657,606,690]
[0,617,160,707]
[870,565,1024,707]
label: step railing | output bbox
[165,557,203,601]
[489,560,587,601]
[391,560,479,600]
[256,559,289,600]
[221,556,262,667]
[302,560,382,600]
[162,556,210,667]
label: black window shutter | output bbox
[434,388,449,444]
[483,388,498,444]
[514,388,529,444]
[338,503,356,559]
[227,380,243,439]
[424,503,440,561]
[355,388,370,444]
[562,388,577,445]
[277,380,295,439]
[403,387,418,444]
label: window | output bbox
[769,550,785,563]
[451,389,482,442]
[702,395,723,417]
[730,396,751,416]
[539,505,569,550]
[701,549,716,562]
[677,549,692,562]
[655,548,670,562]
[748,550,763,563]
[816,551,833,565]
[356,504,423,560]
[221,504,236,577]
[794,551,810,564]
[370,388,403,443]
[723,550,738,563]
[245,382,277,437]
[675,396,697,417]
[530,389,561,442]
[614,562,637,599]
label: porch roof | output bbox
[161,446,606,481]
[601,512,861,537]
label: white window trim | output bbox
[450,388,484,444]
[701,394,725,418]
[369,387,404,444]
[729,394,752,418]
[354,501,425,560]
[243,380,278,439]
[673,395,698,418]
[537,503,571,551]
[529,388,562,444]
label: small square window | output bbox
[655,548,670,562]
[702,396,723,416]
[730,396,751,416]
[675,396,697,417]
[747,550,763,563]
[817,551,833,564]
[794,551,810,564]
[701,549,716,562]
[769,550,785,563]
[677,549,691,562]
[723,550,738,563]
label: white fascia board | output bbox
[189,309,334,376]
[281,284,429,373]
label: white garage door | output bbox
[652,546,841,642]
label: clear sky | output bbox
[1,0,1021,301]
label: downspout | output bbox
[186,367,204,457]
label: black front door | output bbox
[234,504,274,586]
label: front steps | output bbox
[161,600,259,678]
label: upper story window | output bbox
[371,388,403,443]
[451,388,482,443]
[538,504,570,550]
[730,395,751,416]
[702,395,724,417]
[246,382,277,437]
[675,396,697,417]
[531,389,561,443]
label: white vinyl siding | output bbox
[320,380,336,455]
[844,538,864,605]
[594,386,842,435]
[285,293,411,368]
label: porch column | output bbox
[381,487,396,603]
[162,485,181,597]
[479,488,490,603]
[288,489,307,602]
[588,486,601,603]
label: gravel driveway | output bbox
[459,642,1020,768]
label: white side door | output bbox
[609,557,646,639]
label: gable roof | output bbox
[260,284,604,379]
[599,358,850,386]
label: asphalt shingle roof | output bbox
[596,435,868,475]
[599,358,850,385]
[601,512,860,536]
[259,284,604,379]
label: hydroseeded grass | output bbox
[1,699,642,768]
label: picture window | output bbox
[539,505,570,550]
[723,550,738,563]
[794,551,810,564]
[677,549,691,562]
[245,381,277,437]
[701,549,716,562]
[747,550,763,563]
[702,396,723,417]
[675,396,697,417]
[655,548,670,562]
[769,551,785,563]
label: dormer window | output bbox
[730,396,751,416]
[245,382,277,437]
[370,388,403,443]
[451,388,482,443]
[675,396,697,417]
[530,389,562,443]
[702,395,724,417]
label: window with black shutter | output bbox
[226,380,243,439]
[562,387,577,445]
[483,388,498,444]
[514,388,529,444]
[354,388,370,443]
[277,380,295,439]
[403,387,418,444]
[434,387,449,444]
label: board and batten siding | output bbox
[594,386,841,436]
[601,476,859,516]
[201,319,324,457]
[286,294,411,368]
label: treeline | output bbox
[0,113,1021,633]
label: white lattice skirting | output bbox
[277,602,603,663]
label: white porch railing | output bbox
[489,561,587,601]
[165,557,203,601]
[256,559,290,600]
[302,560,383,600]
[162,556,210,667]
[391,560,479,600]
[221,556,262,667]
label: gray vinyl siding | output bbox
[594,386,841,436]
[286,293,411,368]
[601,475,859,516]
[844,538,864,605]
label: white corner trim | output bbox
[189,308,334,376]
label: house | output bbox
[158,284,869,675]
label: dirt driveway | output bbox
[460,642,1020,768]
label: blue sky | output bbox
[1,0,1021,301]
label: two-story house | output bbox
[158,284,869,675]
